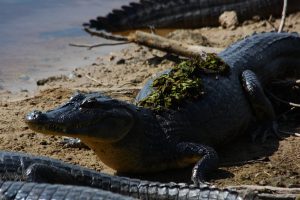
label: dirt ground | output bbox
[0,12,300,188]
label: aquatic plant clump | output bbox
[138,54,230,111]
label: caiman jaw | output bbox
[25,93,136,143]
[25,110,68,135]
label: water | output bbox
[0,0,134,92]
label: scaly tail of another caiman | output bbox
[0,181,136,200]
[0,151,248,200]
[84,0,300,32]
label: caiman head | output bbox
[25,92,135,143]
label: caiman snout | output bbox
[25,110,47,125]
[25,92,137,142]
[25,110,59,135]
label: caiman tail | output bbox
[84,0,300,32]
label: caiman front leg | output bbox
[241,70,279,141]
[176,142,219,185]
[60,137,89,149]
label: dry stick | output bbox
[84,28,224,56]
[278,0,288,32]
[85,74,102,85]
[69,42,130,50]
[127,31,224,55]
[74,87,142,93]
[100,87,142,93]
[266,16,277,31]
[84,74,142,92]
[84,28,128,41]
[229,185,300,193]
[228,185,300,200]
[220,157,269,167]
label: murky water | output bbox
[0,0,134,92]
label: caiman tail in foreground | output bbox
[84,0,300,32]
[0,151,245,200]
[25,32,300,186]
[0,181,136,200]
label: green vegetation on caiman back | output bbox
[25,32,300,186]
[138,54,229,111]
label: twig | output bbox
[74,87,142,93]
[228,185,300,200]
[85,74,102,85]
[84,28,224,56]
[220,157,269,167]
[266,17,277,31]
[228,185,300,193]
[69,42,130,50]
[278,0,288,32]
[99,87,142,93]
[84,28,128,41]
[85,74,142,92]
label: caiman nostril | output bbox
[25,110,43,122]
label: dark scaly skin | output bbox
[0,151,244,200]
[0,181,136,200]
[25,32,300,186]
[84,0,300,32]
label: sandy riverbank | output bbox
[0,12,299,187]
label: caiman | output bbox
[25,32,300,185]
[0,181,135,200]
[0,151,245,200]
[84,0,300,32]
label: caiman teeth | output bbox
[43,120,101,133]
[47,124,64,132]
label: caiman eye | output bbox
[80,97,100,108]
[70,92,85,102]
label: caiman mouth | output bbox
[25,92,136,142]
[25,110,68,135]
[25,110,105,136]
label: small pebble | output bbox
[258,180,267,186]
[219,11,239,29]
[116,58,126,65]
[40,141,48,145]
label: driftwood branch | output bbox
[83,28,224,56]
[278,0,288,32]
[228,185,300,200]
[127,31,224,55]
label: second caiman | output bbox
[84,0,300,32]
[25,32,300,185]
